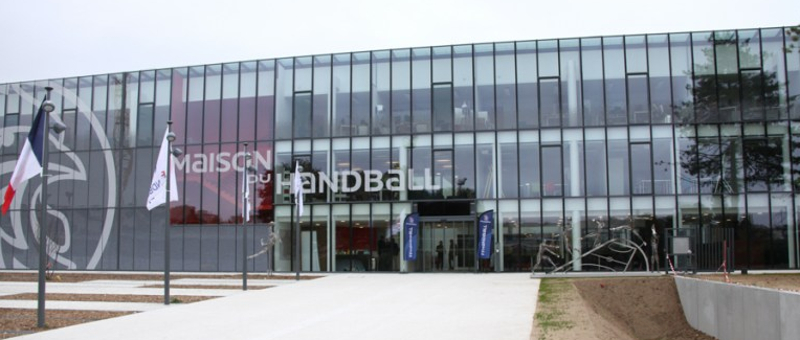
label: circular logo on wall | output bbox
[0,83,117,270]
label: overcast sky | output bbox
[0,0,797,84]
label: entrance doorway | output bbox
[416,219,475,272]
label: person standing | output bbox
[436,241,444,271]
[448,239,455,270]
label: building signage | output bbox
[281,168,442,193]
[478,210,494,259]
[403,213,419,261]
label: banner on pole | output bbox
[403,213,419,261]
[478,210,494,259]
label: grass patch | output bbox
[535,279,574,340]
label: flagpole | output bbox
[37,87,58,328]
[164,121,177,305]
[295,163,302,281]
[242,143,250,291]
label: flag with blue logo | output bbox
[478,210,494,259]
[403,213,419,261]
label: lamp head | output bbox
[50,120,67,134]
[245,151,252,160]
[166,132,176,142]
[171,147,183,157]
[247,165,257,174]
[42,100,56,113]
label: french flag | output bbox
[2,101,46,215]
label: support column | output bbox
[567,61,582,271]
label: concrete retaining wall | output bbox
[674,276,800,340]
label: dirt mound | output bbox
[573,277,713,340]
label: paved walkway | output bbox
[8,273,540,340]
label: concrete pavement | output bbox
[8,273,540,340]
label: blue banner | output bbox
[478,210,494,259]
[403,213,419,261]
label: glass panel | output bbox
[432,46,452,83]
[785,29,800,119]
[693,32,719,123]
[521,199,541,272]
[628,75,649,124]
[716,31,741,123]
[204,65,222,143]
[744,137,784,192]
[585,130,607,196]
[563,129,583,197]
[625,35,648,73]
[648,35,671,124]
[745,194,769,269]
[676,126,698,194]
[560,39,582,127]
[454,134,475,198]
[519,131,540,198]
[256,60,275,140]
[432,83,452,132]
[738,29,761,69]
[454,45,474,132]
[517,42,538,129]
[275,59,293,139]
[186,67,204,144]
[769,194,792,269]
[539,78,560,127]
[499,132,518,198]
[474,44,494,130]
[412,48,431,133]
[239,61,257,141]
[582,38,604,126]
[604,37,627,125]
[670,34,693,123]
[476,133,495,198]
[221,63,239,143]
[608,129,629,195]
[352,52,371,135]
[762,28,787,120]
[496,43,517,129]
[538,40,559,77]
[369,55,391,136]
[542,145,562,196]
[294,57,312,92]
[500,201,520,271]
[631,143,653,194]
[410,135,431,199]
[433,150,453,199]
[294,92,312,138]
[392,49,411,134]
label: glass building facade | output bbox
[1,27,799,273]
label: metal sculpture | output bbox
[533,215,652,273]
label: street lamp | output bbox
[242,143,253,290]
[38,86,65,328]
[164,121,182,305]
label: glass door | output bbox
[419,219,475,272]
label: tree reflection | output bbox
[676,33,794,193]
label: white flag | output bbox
[146,130,178,210]
[293,161,304,218]
[242,165,251,222]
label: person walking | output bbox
[436,241,444,271]
[448,239,455,270]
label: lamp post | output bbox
[38,86,65,328]
[164,121,182,305]
[295,164,302,281]
[242,143,252,290]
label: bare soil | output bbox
[533,273,800,340]
[0,309,131,339]
[0,293,213,304]
[573,277,713,340]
